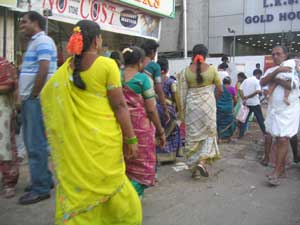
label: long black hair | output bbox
[141,40,159,57]
[72,20,101,89]
[157,58,169,74]
[192,44,208,84]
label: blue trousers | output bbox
[22,98,52,195]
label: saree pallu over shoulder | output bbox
[41,58,141,224]
[178,74,220,170]
[123,85,156,186]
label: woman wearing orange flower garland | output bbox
[40,20,142,225]
[177,44,223,179]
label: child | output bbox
[267,55,300,105]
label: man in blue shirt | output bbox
[18,11,57,205]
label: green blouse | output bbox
[186,66,221,88]
[144,61,162,84]
[121,72,155,99]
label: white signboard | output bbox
[17,0,161,40]
[244,0,300,34]
[116,0,175,18]
[0,0,16,8]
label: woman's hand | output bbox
[124,143,138,160]
[156,132,166,148]
[156,129,166,148]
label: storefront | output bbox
[209,0,300,56]
[0,1,17,61]
[1,0,175,65]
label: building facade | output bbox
[0,0,176,63]
[160,0,300,57]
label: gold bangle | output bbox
[157,130,165,136]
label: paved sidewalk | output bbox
[1,123,300,225]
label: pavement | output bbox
[1,122,300,225]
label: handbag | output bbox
[236,104,249,123]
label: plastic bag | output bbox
[236,104,249,123]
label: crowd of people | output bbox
[1,10,300,225]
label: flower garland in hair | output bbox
[66,26,83,55]
[122,48,133,54]
[193,54,205,64]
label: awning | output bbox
[111,0,175,18]
[2,0,162,40]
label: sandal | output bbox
[197,164,209,177]
[267,176,280,186]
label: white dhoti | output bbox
[265,62,300,137]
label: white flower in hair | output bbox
[122,48,133,54]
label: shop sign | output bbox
[0,0,16,8]
[245,0,300,25]
[115,0,175,18]
[16,0,161,40]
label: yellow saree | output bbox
[41,57,142,225]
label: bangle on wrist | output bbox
[157,129,165,136]
[126,136,138,145]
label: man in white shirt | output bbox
[239,69,266,138]
[260,46,300,186]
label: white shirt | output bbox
[239,76,261,106]
[218,70,229,83]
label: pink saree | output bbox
[123,85,156,186]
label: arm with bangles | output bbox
[171,83,182,119]
[108,87,137,158]
[144,98,166,147]
[155,82,170,122]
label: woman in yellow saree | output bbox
[41,20,142,225]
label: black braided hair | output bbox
[192,44,208,84]
[72,20,101,90]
